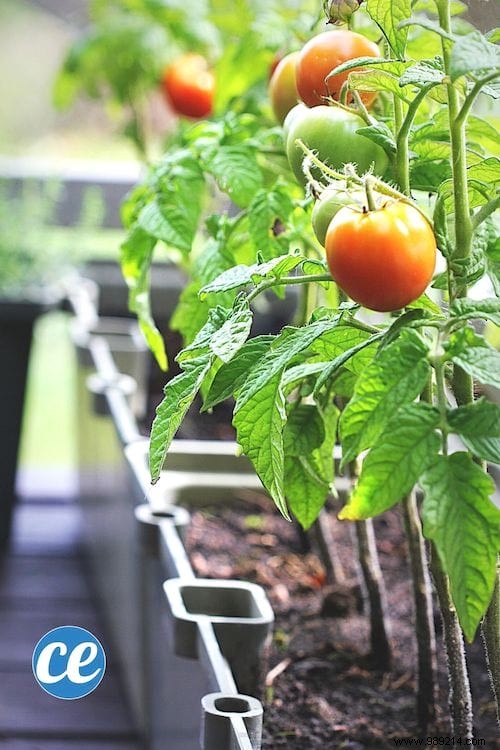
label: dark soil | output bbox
[184,492,500,749]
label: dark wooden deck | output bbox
[0,477,143,749]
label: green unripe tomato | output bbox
[286,105,388,185]
[282,103,309,144]
[312,186,364,246]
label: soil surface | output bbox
[185,492,500,749]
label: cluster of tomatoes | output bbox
[269,30,437,313]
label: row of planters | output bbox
[58,0,499,747]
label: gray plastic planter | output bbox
[136,496,274,750]
[70,291,274,749]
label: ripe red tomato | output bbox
[325,201,437,312]
[162,53,215,119]
[269,51,299,124]
[296,30,381,108]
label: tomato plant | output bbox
[268,51,299,124]
[116,0,500,741]
[325,199,437,311]
[286,105,388,183]
[295,29,381,107]
[161,53,215,119]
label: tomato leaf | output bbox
[150,352,214,481]
[149,304,250,481]
[449,31,500,82]
[450,298,500,328]
[446,327,500,389]
[202,335,274,412]
[433,193,453,259]
[339,330,431,467]
[356,123,397,156]
[232,315,344,517]
[209,300,253,363]
[421,453,500,642]
[284,404,326,457]
[170,237,235,346]
[233,370,289,517]
[399,57,445,87]
[349,69,409,100]
[448,399,500,464]
[366,0,411,60]
[285,404,339,529]
[120,225,167,370]
[248,186,295,261]
[199,254,307,298]
[307,325,376,375]
[339,403,440,520]
[314,332,384,394]
[203,145,263,208]
[484,215,500,296]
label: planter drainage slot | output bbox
[181,585,261,619]
[201,692,263,750]
[164,578,273,699]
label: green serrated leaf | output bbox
[314,332,384,394]
[209,302,253,363]
[356,122,397,155]
[138,200,192,255]
[468,158,500,187]
[484,215,500,296]
[340,330,431,466]
[120,225,167,370]
[450,30,500,82]
[150,353,214,482]
[448,398,500,464]
[381,309,436,347]
[450,298,500,327]
[421,453,500,641]
[203,335,274,412]
[406,294,444,316]
[433,193,453,258]
[204,145,263,208]
[366,0,411,59]
[307,325,375,376]
[340,403,440,519]
[285,404,338,529]
[447,327,500,389]
[399,57,444,87]
[284,404,326,457]
[411,159,452,193]
[349,69,409,99]
[199,254,306,298]
[233,371,289,518]
[248,187,295,261]
[238,315,341,410]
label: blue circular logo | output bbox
[32,626,106,700]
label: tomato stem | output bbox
[363,176,378,212]
[481,564,500,724]
[246,272,333,303]
[295,138,418,207]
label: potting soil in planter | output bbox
[184,494,499,749]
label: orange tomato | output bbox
[325,201,437,312]
[268,51,300,124]
[162,53,214,119]
[296,30,381,108]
